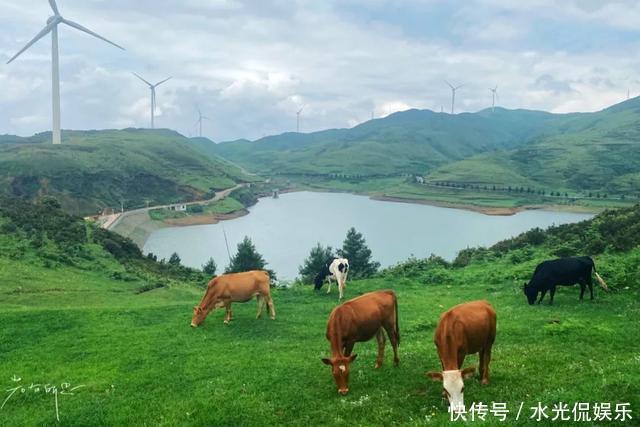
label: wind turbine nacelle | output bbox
[47,16,62,25]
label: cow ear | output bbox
[321,358,332,366]
[348,354,357,362]
[426,372,443,382]
[461,367,476,379]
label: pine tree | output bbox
[168,252,181,267]
[225,236,274,280]
[338,228,380,279]
[298,243,334,284]
[202,257,217,277]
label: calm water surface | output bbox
[143,192,593,280]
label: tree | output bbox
[168,252,181,267]
[299,243,334,284]
[338,228,380,279]
[226,236,272,277]
[202,257,217,276]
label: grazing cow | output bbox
[427,300,496,413]
[523,256,608,305]
[314,258,349,299]
[191,270,275,327]
[321,290,399,395]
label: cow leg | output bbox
[266,295,276,320]
[326,277,332,294]
[588,278,594,300]
[479,347,492,385]
[375,329,386,369]
[579,283,586,300]
[343,342,355,357]
[383,323,400,367]
[223,302,232,324]
[256,295,264,319]
[338,279,344,300]
[537,289,547,304]
[549,286,556,305]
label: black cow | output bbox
[523,256,608,305]
[314,258,333,290]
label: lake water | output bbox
[143,191,593,280]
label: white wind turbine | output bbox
[6,0,124,145]
[133,73,172,129]
[490,85,498,112]
[195,107,210,138]
[296,105,305,133]
[445,80,464,114]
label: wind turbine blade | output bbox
[132,72,152,86]
[445,80,454,89]
[455,84,464,90]
[6,22,56,64]
[49,0,60,15]
[298,105,305,114]
[61,19,125,50]
[154,77,172,87]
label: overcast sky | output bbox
[1,0,640,141]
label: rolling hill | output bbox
[203,98,640,198]
[0,129,255,215]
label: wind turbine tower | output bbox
[445,80,464,114]
[6,0,124,144]
[490,85,498,112]
[195,108,210,138]
[133,74,172,129]
[296,105,305,133]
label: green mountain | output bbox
[0,129,253,215]
[429,98,640,195]
[208,108,564,176]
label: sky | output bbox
[1,0,640,141]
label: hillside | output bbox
[1,197,638,424]
[208,108,565,176]
[428,98,640,196]
[0,129,255,215]
[204,99,640,203]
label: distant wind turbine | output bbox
[490,85,498,112]
[296,105,305,133]
[445,80,464,114]
[133,73,172,129]
[6,0,124,145]
[195,107,210,138]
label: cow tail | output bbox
[591,259,609,291]
[394,293,400,346]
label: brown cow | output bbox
[426,300,496,412]
[191,270,275,327]
[321,290,400,395]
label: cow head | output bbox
[426,367,475,412]
[523,283,537,305]
[321,354,357,395]
[190,301,223,327]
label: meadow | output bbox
[1,249,639,425]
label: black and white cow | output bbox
[523,256,608,305]
[314,258,350,300]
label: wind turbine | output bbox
[445,80,464,114]
[489,85,498,112]
[195,107,210,138]
[133,73,172,129]
[6,0,124,145]
[296,105,305,133]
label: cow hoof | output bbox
[481,379,490,385]
[374,363,382,369]
[223,320,230,325]
[394,360,400,367]
[270,316,276,320]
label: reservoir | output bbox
[143,191,593,280]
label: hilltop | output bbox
[0,129,256,216]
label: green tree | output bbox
[338,228,380,279]
[168,252,181,267]
[202,257,217,276]
[298,243,334,284]
[226,236,273,279]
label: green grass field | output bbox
[1,249,638,425]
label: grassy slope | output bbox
[1,203,639,425]
[209,108,560,176]
[0,129,253,215]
